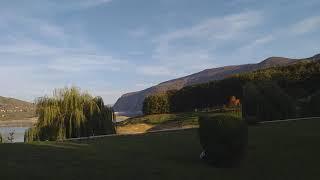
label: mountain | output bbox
[0,96,33,107]
[0,96,35,121]
[113,54,320,115]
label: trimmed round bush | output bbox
[198,114,248,167]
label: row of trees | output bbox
[142,61,320,120]
[142,91,174,115]
[242,82,296,122]
[25,87,115,142]
[300,91,320,117]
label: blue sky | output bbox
[0,0,320,104]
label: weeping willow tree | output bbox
[25,87,115,142]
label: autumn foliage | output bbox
[228,96,241,107]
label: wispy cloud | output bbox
[0,4,129,103]
[48,54,128,72]
[69,0,113,9]
[129,27,148,38]
[290,16,320,35]
[138,11,262,77]
[240,34,274,51]
[0,0,319,103]
[153,11,262,44]
[137,66,176,76]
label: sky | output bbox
[0,0,320,104]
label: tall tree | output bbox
[25,87,115,142]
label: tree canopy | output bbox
[142,60,320,119]
[25,87,115,142]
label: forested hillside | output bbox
[114,54,320,114]
[143,60,320,120]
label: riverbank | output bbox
[0,117,37,127]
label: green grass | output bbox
[118,111,241,127]
[1,118,320,180]
[120,112,200,125]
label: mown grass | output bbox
[117,111,241,132]
[1,118,320,180]
[119,111,241,126]
[119,112,200,125]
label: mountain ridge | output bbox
[113,54,320,115]
[0,96,33,107]
[0,96,35,121]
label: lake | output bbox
[0,127,28,143]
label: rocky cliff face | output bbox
[113,54,320,115]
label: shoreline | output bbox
[0,117,37,127]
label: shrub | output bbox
[303,91,320,116]
[198,114,248,167]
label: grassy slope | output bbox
[120,112,201,125]
[1,118,320,180]
[0,96,31,105]
[117,111,240,133]
[0,96,35,121]
[116,112,201,133]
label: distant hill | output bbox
[0,96,32,107]
[113,54,320,115]
[0,96,35,121]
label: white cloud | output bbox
[137,66,176,76]
[227,0,256,6]
[237,15,320,52]
[0,13,67,40]
[48,54,128,72]
[0,40,57,55]
[38,23,66,39]
[128,51,144,56]
[129,27,148,38]
[0,5,130,104]
[240,34,274,50]
[153,11,262,44]
[142,11,262,77]
[290,16,320,35]
[71,0,113,9]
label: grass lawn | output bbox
[116,112,202,134]
[119,112,202,125]
[1,118,320,180]
[117,111,240,133]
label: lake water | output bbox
[0,127,28,143]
